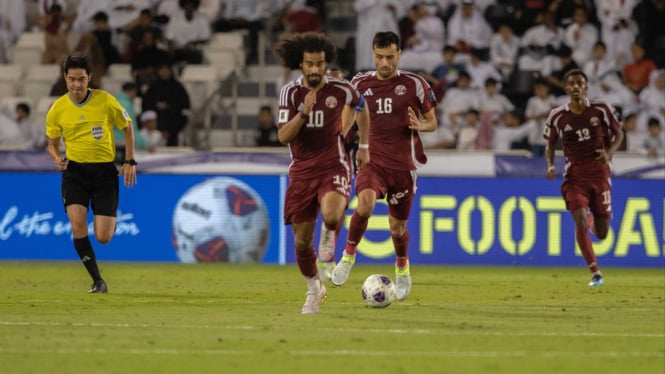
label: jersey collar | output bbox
[564,98,590,112]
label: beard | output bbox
[306,74,322,87]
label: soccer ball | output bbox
[361,274,396,308]
[172,177,270,263]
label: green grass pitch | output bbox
[0,262,663,374]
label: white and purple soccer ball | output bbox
[172,177,269,263]
[361,274,396,308]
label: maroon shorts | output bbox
[561,176,612,219]
[284,167,351,225]
[354,163,417,221]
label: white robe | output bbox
[354,0,399,71]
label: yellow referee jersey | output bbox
[45,89,131,163]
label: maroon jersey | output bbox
[277,76,363,178]
[351,70,437,171]
[544,99,621,179]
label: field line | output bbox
[1,320,663,338]
[0,347,662,358]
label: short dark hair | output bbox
[563,68,587,83]
[274,32,337,70]
[122,82,137,91]
[372,31,400,50]
[93,11,108,22]
[16,102,30,115]
[485,77,498,86]
[63,54,91,75]
[647,117,661,128]
[259,105,272,113]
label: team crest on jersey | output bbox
[325,96,338,108]
[590,117,600,127]
[91,126,103,140]
[395,85,406,96]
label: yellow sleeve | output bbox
[44,102,61,139]
[107,93,131,130]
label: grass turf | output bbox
[0,262,663,374]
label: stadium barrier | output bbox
[0,150,663,267]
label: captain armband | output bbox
[354,95,365,112]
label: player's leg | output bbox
[563,181,602,285]
[387,170,416,301]
[317,191,347,280]
[292,222,326,314]
[285,180,326,313]
[585,183,613,286]
[62,164,107,293]
[331,188,376,286]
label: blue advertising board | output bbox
[1,173,663,267]
[286,177,665,268]
[0,173,283,263]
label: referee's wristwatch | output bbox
[124,159,138,166]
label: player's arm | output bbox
[408,107,437,132]
[355,103,370,170]
[278,90,316,144]
[597,126,624,163]
[47,137,67,171]
[545,142,556,180]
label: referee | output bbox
[45,54,137,293]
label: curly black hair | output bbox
[273,32,337,70]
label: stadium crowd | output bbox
[0,0,663,156]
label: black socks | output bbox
[73,236,102,282]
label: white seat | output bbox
[11,47,44,66]
[181,65,219,108]
[0,65,24,97]
[209,32,245,50]
[22,65,60,101]
[204,50,237,69]
[16,32,45,49]
[245,65,284,81]
[107,63,132,80]
[33,96,59,128]
[101,76,124,96]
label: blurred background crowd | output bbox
[0,0,662,158]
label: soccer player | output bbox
[543,69,624,287]
[331,31,438,301]
[45,54,137,293]
[274,32,370,314]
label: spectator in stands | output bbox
[398,4,419,50]
[213,0,268,65]
[595,0,637,69]
[465,48,503,89]
[520,11,564,54]
[90,11,120,68]
[50,65,68,96]
[446,0,493,62]
[72,0,149,32]
[15,103,46,150]
[544,45,579,96]
[131,29,172,95]
[418,46,463,102]
[165,0,211,65]
[457,108,480,151]
[548,0,598,28]
[255,105,281,147]
[620,112,644,152]
[632,0,665,68]
[479,78,514,114]
[525,79,558,156]
[0,0,26,63]
[642,117,665,158]
[490,23,520,81]
[493,109,536,151]
[123,8,163,62]
[563,6,598,67]
[428,71,479,148]
[41,3,70,65]
[0,110,24,147]
[583,41,616,100]
[639,70,665,120]
[622,42,657,94]
[282,0,323,34]
[114,82,150,153]
[141,62,190,146]
[353,0,399,71]
[399,4,446,73]
[138,110,166,149]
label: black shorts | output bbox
[61,161,119,217]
